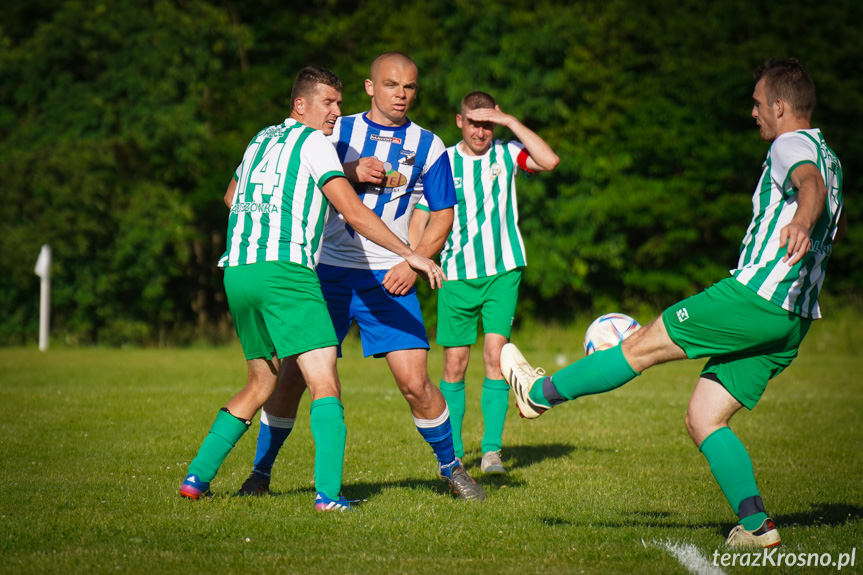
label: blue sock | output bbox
[252,410,294,476]
[414,407,457,476]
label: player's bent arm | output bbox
[508,121,559,172]
[408,208,430,249]
[322,176,412,258]
[322,177,444,287]
[466,106,559,172]
[224,177,238,209]
[781,163,828,265]
[382,207,434,296]
[342,157,386,185]
[413,208,451,257]
[382,206,447,295]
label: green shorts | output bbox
[662,277,811,410]
[223,261,338,360]
[436,268,522,347]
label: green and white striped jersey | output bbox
[218,119,345,269]
[431,140,531,280]
[732,129,843,319]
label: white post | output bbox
[34,244,51,351]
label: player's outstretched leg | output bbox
[181,408,251,499]
[499,344,549,418]
[500,343,640,418]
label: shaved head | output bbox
[370,52,416,82]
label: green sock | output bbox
[529,344,639,406]
[481,378,509,453]
[699,427,768,530]
[187,408,250,483]
[310,397,346,501]
[440,380,466,458]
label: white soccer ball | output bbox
[583,313,641,355]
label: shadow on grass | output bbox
[488,442,591,471]
[528,503,863,533]
[774,502,863,528]
[702,502,863,537]
[557,510,728,531]
[258,443,584,502]
[266,476,511,501]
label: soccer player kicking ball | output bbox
[501,58,845,547]
[180,66,445,511]
[412,91,559,474]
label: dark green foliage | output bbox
[1,0,861,344]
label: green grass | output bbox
[1,316,861,574]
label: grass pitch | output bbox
[0,317,861,574]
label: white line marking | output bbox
[644,539,727,575]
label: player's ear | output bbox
[364,79,374,98]
[294,97,305,115]
[456,114,463,128]
[773,98,784,118]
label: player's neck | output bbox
[458,141,491,157]
[288,111,308,128]
[366,109,407,128]
[776,117,812,138]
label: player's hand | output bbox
[404,253,446,289]
[779,221,811,266]
[465,105,513,128]
[345,157,386,185]
[382,261,418,295]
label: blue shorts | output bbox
[317,263,429,358]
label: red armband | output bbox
[516,149,535,175]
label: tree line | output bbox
[1,0,860,345]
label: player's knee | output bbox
[243,378,277,406]
[482,349,499,372]
[444,360,468,381]
[397,376,434,403]
[684,411,699,442]
[685,409,721,447]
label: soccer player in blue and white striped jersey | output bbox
[182,66,444,510]
[238,53,485,502]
